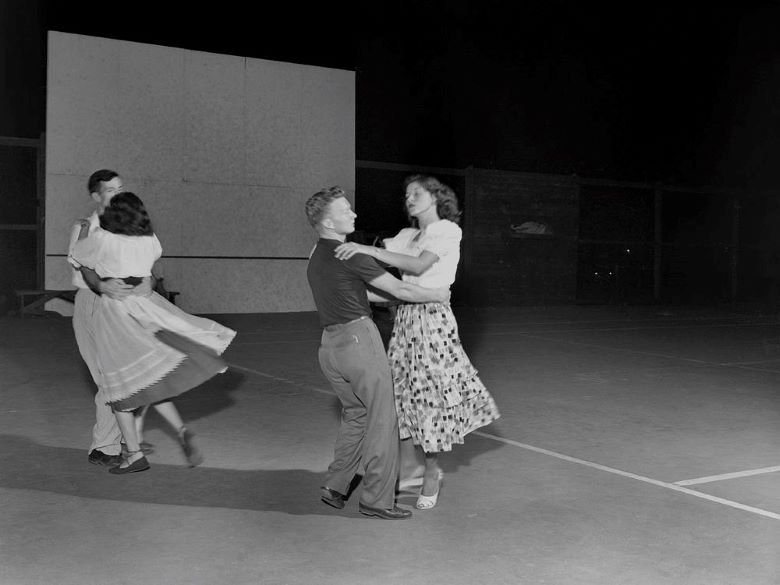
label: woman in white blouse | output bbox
[335,175,500,509]
[70,192,236,474]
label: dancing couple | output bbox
[70,170,236,474]
[305,175,499,518]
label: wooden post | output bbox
[36,132,45,289]
[653,186,663,301]
[730,196,740,304]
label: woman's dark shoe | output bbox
[108,454,150,474]
[178,427,203,467]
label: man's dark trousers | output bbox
[318,316,399,509]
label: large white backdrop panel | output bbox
[45,31,355,314]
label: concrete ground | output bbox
[1,305,779,585]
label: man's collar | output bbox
[317,237,342,246]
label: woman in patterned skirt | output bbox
[335,174,500,509]
[70,192,236,474]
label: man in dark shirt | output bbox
[305,186,449,520]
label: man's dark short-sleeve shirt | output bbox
[307,238,387,327]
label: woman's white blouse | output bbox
[383,219,461,287]
[70,228,162,278]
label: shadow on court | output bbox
[142,368,247,432]
[0,428,505,515]
[0,434,338,516]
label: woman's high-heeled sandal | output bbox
[415,469,444,510]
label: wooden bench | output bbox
[15,289,76,317]
[14,288,180,317]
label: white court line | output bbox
[231,362,780,522]
[228,363,334,396]
[231,339,320,346]
[725,365,780,374]
[234,329,320,336]
[472,431,780,521]
[718,359,780,366]
[675,466,780,486]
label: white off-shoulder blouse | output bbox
[383,219,461,288]
[70,227,162,278]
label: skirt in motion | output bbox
[88,291,236,410]
[388,302,500,453]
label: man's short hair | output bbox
[87,169,119,194]
[305,186,347,227]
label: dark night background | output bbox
[5,1,780,186]
[3,0,780,307]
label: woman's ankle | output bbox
[401,465,425,478]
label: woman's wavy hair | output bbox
[402,174,461,226]
[99,191,154,236]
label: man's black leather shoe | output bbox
[358,503,412,519]
[88,449,122,467]
[320,487,347,509]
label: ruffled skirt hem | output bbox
[89,292,236,406]
[389,302,500,453]
[110,330,229,410]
